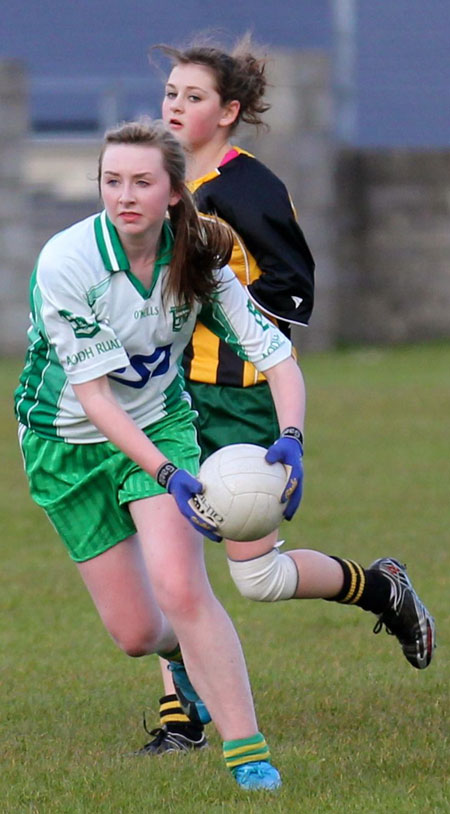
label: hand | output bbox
[265,433,303,520]
[157,463,222,542]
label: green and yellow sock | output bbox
[158,644,183,663]
[223,732,270,772]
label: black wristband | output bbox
[156,461,178,489]
[281,427,304,446]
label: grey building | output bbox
[2,0,450,146]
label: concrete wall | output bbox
[3,50,338,355]
[245,49,338,354]
[0,61,32,354]
[336,150,450,344]
[1,54,450,356]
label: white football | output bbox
[195,443,288,541]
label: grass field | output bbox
[1,344,449,813]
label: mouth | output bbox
[169,118,183,129]
[119,212,141,222]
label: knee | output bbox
[121,639,151,658]
[154,573,206,620]
[110,625,159,657]
[227,547,298,602]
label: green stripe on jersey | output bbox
[15,326,68,438]
[199,299,249,362]
[16,270,68,437]
[94,211,129,272]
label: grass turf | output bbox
[1,344,449,813]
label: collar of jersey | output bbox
[186,146,255,195]
[94,211,174,276]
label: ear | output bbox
[168,189,182,207]
[219,99,240,129]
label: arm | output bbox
[201,269,304,520]
[73,376,167,476]
[263,356,305,436]
[72,375,222,542]
[263,356,306,521]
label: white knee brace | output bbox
[227,547,298,602]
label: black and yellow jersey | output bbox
[183,147,315,387]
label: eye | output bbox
[188,94,201,103]
[136,180,150,187]
[165,90,176,99]
[105,178,119,186]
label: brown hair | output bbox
[150,33,270,131]
[98,117,233,308]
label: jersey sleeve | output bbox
[196,156,315,326]
[33,247,129,384]
[198,266,292,372]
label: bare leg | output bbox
[226,532,344,600]
[130,493,258,741]
[76,534,177,656]
[225,530,278,561]
[159,657,176,694]
[287,549,344,597]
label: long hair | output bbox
[98,117,233,307]
[150,33,270,132]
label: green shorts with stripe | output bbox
[185,380,279,464]
[19,400,200,563]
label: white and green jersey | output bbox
[15,211,292,443]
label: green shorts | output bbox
[185,380,279,463]
[20,401,200,563]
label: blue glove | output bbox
[156,462,222,542]
[265,428,304,521]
